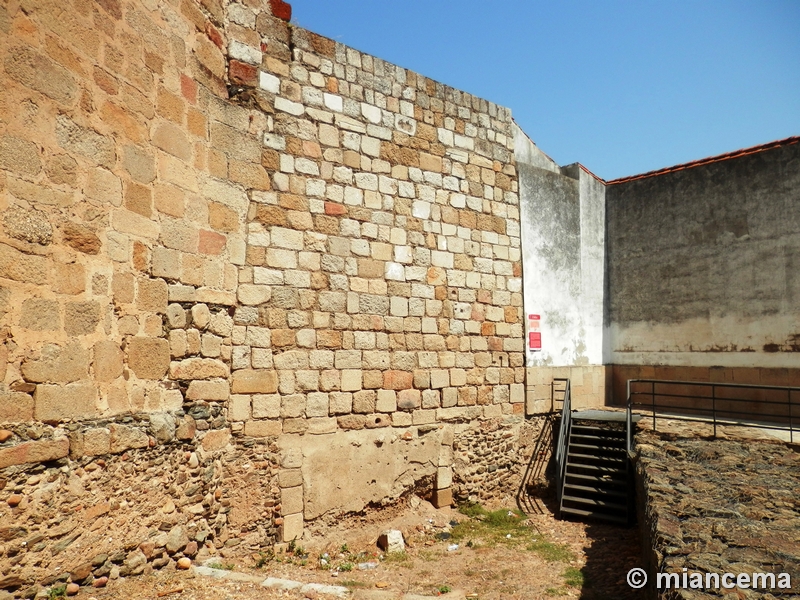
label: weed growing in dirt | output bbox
[451,503,531,547]
[382,551,411,565]
[341,580,368,588]
[437,584,452,594]
[527,539,575,562]
[47,586,67,600]
[453,502,577,570]
[563,566,584,588]
[208,561,235,571]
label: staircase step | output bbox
[568,442,627,454]
[562,483,627,498]
[566,462,627,474]
[565,472,627,486]
[567,452,626,464]
[571,433,626,445]
[571,425,625,436]
[560,506,629,525]
[562,495,628,511]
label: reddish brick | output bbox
[384,370,413,391]
[324,202,347,216]
[229,60,258,86]
[269,0,292,21]
[198,230,226,255]
[0,438,69,469]
[180,74,197,104]
[205,23,223,49]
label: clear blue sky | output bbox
[289,1,800,181]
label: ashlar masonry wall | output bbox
[0,0,530,565]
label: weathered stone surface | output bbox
[3,206,52,245]
[0,136,41,177]
[0,437,69,468]
[128,337,170,379]
[231,369,278,393]
[0,244,49,284]
[19,298,60,331]
[377,529,405,553]
[21,342,89,383]
[109,423,148,453]
[62,222,102,254]
[169,358,229,380]
[201,429,231,451]
[64,301,101,336]
[5,46,77,104]
[0,386,33,423]
[93,340,124,382]
[186,379,229,400]
[34,381,97,421]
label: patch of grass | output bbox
[417,549,440,562]
[47,586,67,600]
[437,584,451,594]
[563,566,584,588]
[545,587,568,596]
[382,550,411,565]
[452,504,531,547]
[339,562,354,572]
[207,561,235,571]
[526,539,575,562]
[341,580,368,588]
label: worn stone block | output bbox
[137,277,168,313]
[397,389,421,410]
[232,369,278,393]
[109,423,148,453]
[187,379,229,401]
[65,301,101,336]
[201,429,231,451]
[281,485,303,516]
[0,244,48,284]
[430,488,453,508]
[244,419,281,437]
[169,358,229,380]
[34,381,97,421]
[128,338,170,380]
[280,512,303,543]
[0,437,69,469]
[0,386,34,423]
[19,298,60,331]
[21,342,89,383]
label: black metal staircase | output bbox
[554,378,632,526]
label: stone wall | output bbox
[634,427,800,599]
[0,0,528,553]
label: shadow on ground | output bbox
[517,414,644,599]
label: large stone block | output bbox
[231,369,278,393]
[0,244,49,284]
[109,423,148,453]
[19,298,60,331]
[280,512,303,543]
[128,338,170,380]
[0,386,34,423]
[34,381,97,421]
[169,358,229,380]
[65,301,101,336]
[21,342,89,383]
[281,485,303,516]
[186,379,229,400]
[5,46,77,105]
[0,437,70,468]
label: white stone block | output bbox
[323,93,343,112]
[259,71,281,94]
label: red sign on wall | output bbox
[528,314,541,351]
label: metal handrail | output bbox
[554,378,572,508]
[626,378,799,452]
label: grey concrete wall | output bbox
[515,124,606,367]
[606,141,800,367]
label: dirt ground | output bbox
[71,495,642,600]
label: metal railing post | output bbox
[790,389,793,444]
[626,379,632,452]
[712,384,717,438]
[652,381,656,432]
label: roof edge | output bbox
[606,136,800,185]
